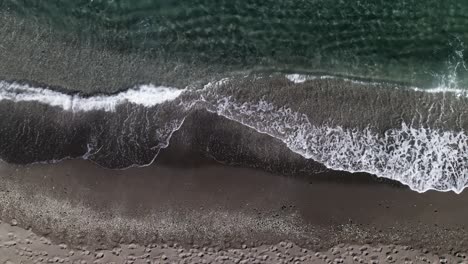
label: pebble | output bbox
[331,248,340,255]
[128,244,137,249]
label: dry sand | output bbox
[0,221,465,264]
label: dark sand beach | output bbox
[1,155,468,263]
[1,99,468,263]
[2,1,468,263]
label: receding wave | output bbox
[1,74,468,193]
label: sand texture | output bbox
[0,221,466,264]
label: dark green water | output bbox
[2,0,468,88]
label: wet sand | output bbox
[0,156,468,258]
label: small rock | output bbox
[111,248,121,256]
[128,244,137,249]
[4,241,16,247]
[331,248,340,255]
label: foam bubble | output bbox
[0,81,184,112]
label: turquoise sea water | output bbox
[2,0,468,89]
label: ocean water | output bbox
[2,0,468,88]
[1,1,468,193]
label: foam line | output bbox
[285,74,468,97]
[201,93,468,193]
[0,81,184,112]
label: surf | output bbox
[0,81,184,112]
[1,74,468,193]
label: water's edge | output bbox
[1,74,468,193]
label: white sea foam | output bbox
[195,74,468,193]
[0,81,184,112]
[285,74,336,83]
[201,93,468,193]
[285,73,468,97]
[2,77,468,193]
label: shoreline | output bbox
[2,4,468,264]
[1,94,467,192]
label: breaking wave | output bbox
[1,75,468,193]
[0,81,184,112]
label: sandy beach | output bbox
[0,156,468,263]
[0,222,464,264]
[1,86,468,263]
[2,3,468,263]
[0,110,468,263]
